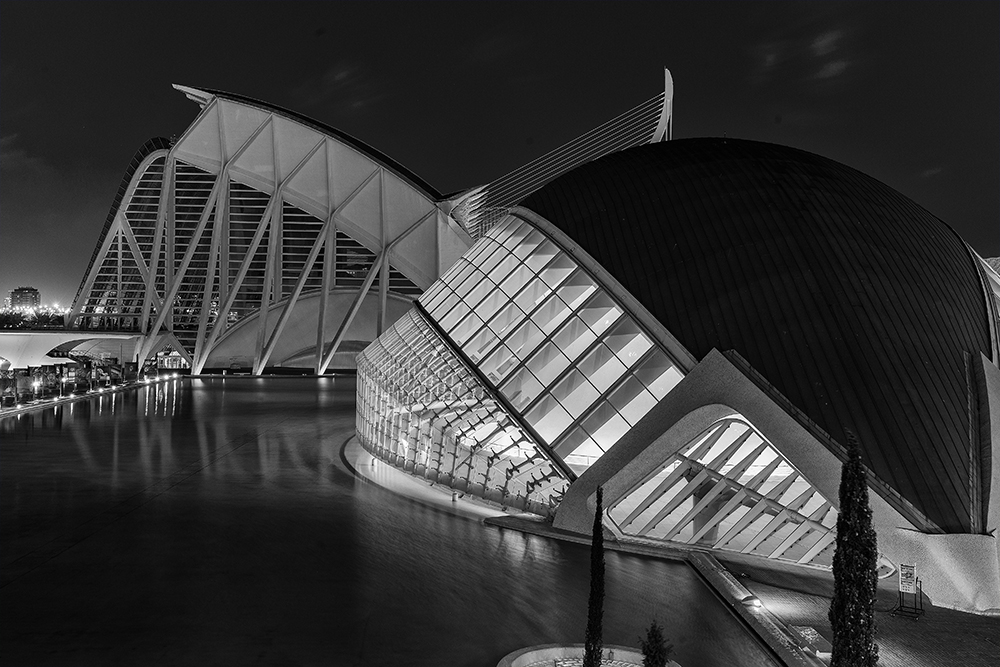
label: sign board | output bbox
[898,563,917,594]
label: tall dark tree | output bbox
[829,430,879,667]
[640,619,673,667]
[583,486,605,667]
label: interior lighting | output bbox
[741,595,762,608]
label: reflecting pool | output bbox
[1,378,778,666]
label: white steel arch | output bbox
[70,85,473,374]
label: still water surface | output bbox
[1,378,777,666]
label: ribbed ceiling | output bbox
[522,138,994,533]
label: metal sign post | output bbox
[891,564,925,619]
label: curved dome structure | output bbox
[357,137,1000,613]
[521,138,997,534]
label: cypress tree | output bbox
[583,486,605,667]
[640,619,673,667]
[828,429,879,667]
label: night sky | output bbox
[1,1,997,306]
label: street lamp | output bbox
[61,377,70,398]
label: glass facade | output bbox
[357,310,570,517]
[418,214,684,470]
[607,417,837,567]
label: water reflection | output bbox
[1,378,777,667]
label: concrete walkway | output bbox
[343,439,1000,667]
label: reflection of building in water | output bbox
[357,138,1000,615]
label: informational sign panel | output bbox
[898,563,917,594]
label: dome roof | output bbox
[522,138,996,533]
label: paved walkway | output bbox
[343,438,1000,667]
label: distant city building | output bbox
[9,287,40,311]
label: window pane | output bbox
[499,263,533,297]
[576,343,627,392]
[514,277,551,314]
[476,288,509,324]
[578,292,622,336]
[488,217,521,245]
[526,341,571,386]
[450,311,485,346]
[531,292,572,335]
[465,327,500,363]
[526,395,573,443]
[512,229,545,259]
[454,267,489,298]
[505,319,545,360]
[583,404,630,451]
[480,344,519,384]
[557,271,597,310]
[539,254,576,288]
[608,376,657,425]
[554,316,597,361]
[488,301,526,338]
[501,220,532,249]
[488,253,520,284]
[525,239,560,272]
[635,350,684,399]
[502,367,545,411]
[605,319,653,367]
[478,246,510,276]
[552,369,601,418]
[464,273,497,306]
[438,299,471,332]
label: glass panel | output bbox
[552,370,600,418]
[488,253,520,284]
[505,319,545,360]
[524,239,560,272]
[462,272,496,305]
[438,299,471,332]
[608,376,657,425]
[501,220,532,248]
[578,292,622,336]
[464,237,499,265]
[499,263,534,298]
[476,288,509,324]
[512,229,545,259]
[583,403,630,451]
[531,292,573,335]
[553,316,597,362]
[454,267,489,299]
[480,344,519,384]
[514,277,551,315]
[488,302,526,338]
[605,319,653,367]
[477,246,510,277]
[450,311,485,346]
[635,351,683,399]
[526,395,573,443]
[502,367,545,411]
[487,216,519,244]
[556,270,597,310]
[465,320,500,363]
[576,343,628,392]
[539,254,576,289]
[423,284,454,316]
[526,341,571,386]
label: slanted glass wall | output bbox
[607,417,838,567]
[418,214,684,470]
[356,310,570,517]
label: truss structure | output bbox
[69,86,471,374]
[607,416,839,567]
